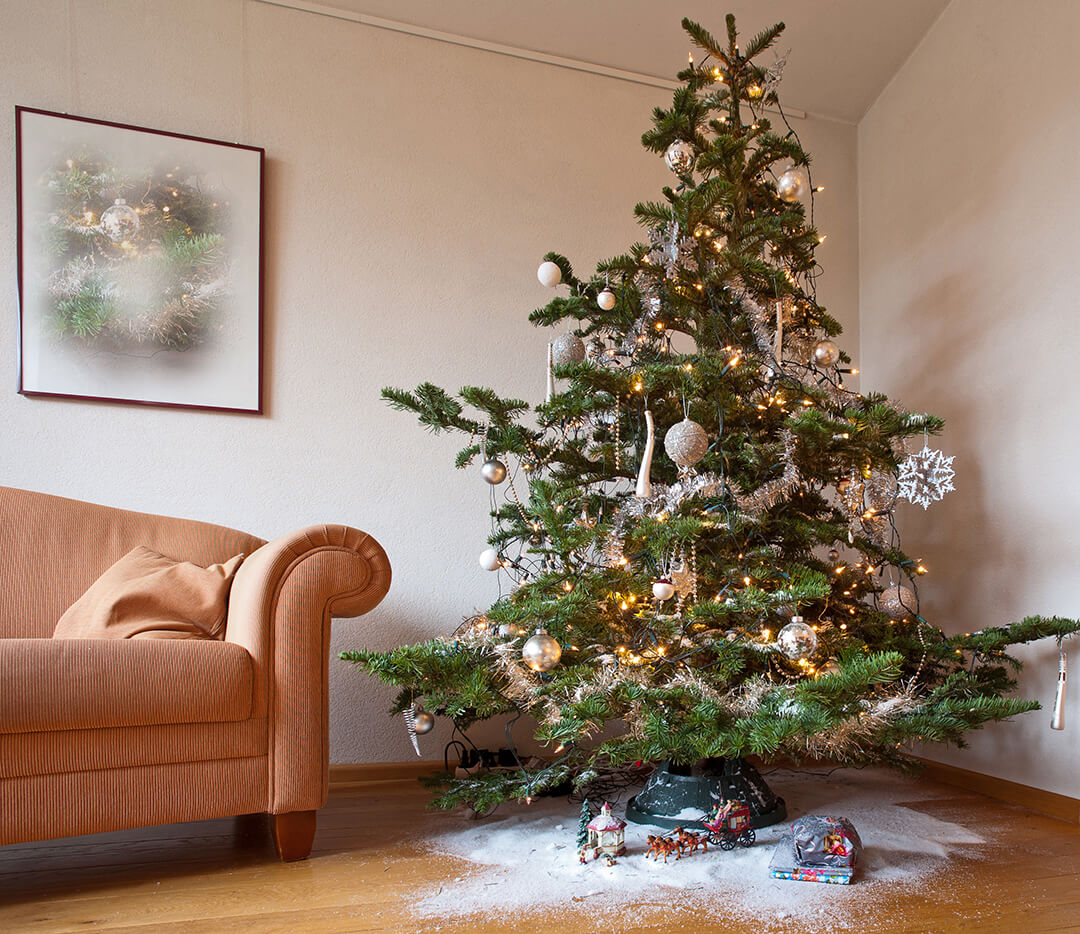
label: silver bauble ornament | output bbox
[551,332,586,366]
[812,339,840,368]
[777,616,818,660]
[412,709,435,734]
[480,457,507,484]
[537,261,562,287]
[776,169,807,203]
[597,289,617,310]
[522,628,562,672]
[498,622,521,639]
[827,548,841,562]
[664,139,695,173]
[663,418,709,468]
[652,578,675,601]
[819,660,841,677]
[100,198,140,242]
[478,547,502,571]
[880,585,917,620]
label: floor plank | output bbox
[0,774,1078,933]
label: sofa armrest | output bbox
[225,525,391,813]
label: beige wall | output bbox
[0,0,858,764]
[860,0,1078,795]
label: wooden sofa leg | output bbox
[272,810,317,861]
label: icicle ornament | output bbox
[545,341,555,403]
[1052,650,1067,731]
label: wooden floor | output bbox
[0,775,1078,933]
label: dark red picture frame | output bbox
[15,106,265,414]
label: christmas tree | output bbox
[343,15,1080,815]
[577,798,592,850]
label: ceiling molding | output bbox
[252,0,824,122]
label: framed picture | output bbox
[15,107,263,413]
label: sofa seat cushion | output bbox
[0,638,253,733]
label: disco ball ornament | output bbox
[777,617,818,661]
[480,457,507,484]
[478,548,502,571]
[664,139,695,173]
[100,198,140,242]
[776,169,807,203]
[522,628,562,672]
[812,339,840,367]
[537,261,562,287]
[412,708,435,734]
[664,418,709,468]
[597,288,617,310]
[880,585,917,620]
[551,333,586,366]
[652,578,675,601]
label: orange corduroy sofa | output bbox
[0,485,390,860]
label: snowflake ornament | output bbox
[897,445,956,510]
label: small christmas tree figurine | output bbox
[342,13,1080,818]
[576,798,592,852]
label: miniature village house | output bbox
[586,802,626,859]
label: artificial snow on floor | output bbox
[412,768,985,930]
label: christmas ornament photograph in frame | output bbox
[15,107,264,412]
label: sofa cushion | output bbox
[0,718,267,779]
[53,546,245,641]
[0,638,253,733]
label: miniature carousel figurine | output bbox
[586,802,627,862]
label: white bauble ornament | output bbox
[664,139,695,173]
[663,418,709,468]
[551,333,586,366]
[522,628,562,672]
[880,585,917,620]
[776,169,807,203]
[480,457,507,484]
[777,616,818,660]
[412,709,435,734]
[100,198,140,242]
[597,289,616,310]
[478,548,502,571]
[652,578,675,601]
[812,339,840,367]
[537,261,562,287]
